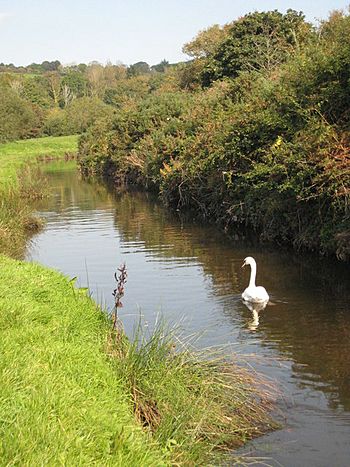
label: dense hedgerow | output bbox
[78,10,350,259]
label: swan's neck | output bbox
[249,263,257,288]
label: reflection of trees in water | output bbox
[34,171,350,411]
[35,171,115,213]
[260,298,350,410]
[112,190,350,411]
[112,190,245,292]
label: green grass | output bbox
[0,256,165,465]
[110,319,277,465]
[0,135,78,257]
[0,255,276,465]
[0,135,78,187]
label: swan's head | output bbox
[242,256,256,268]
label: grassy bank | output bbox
[0,135,78,187]
[0,135,78,257]
[0,256,165,465]
[0,255,276,465]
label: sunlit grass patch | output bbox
[0,135,78,188]
[0,256,165,466]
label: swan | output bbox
[241,256,269,303]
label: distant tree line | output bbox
[0,58,173,141]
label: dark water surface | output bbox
[26,169,350,466]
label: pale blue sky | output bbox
[0,0,348,66]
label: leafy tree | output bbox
[151,60,170,73]
[183,24,231,58]
[44,97,115,135]
[202,9,313,85]
[41,60,61,72]
[22,76,52,108]
[103,76,151,107]
[0,88,42,142]
[127,61,150,77]
[45,71,62,106]
[86,63,105,97]
[61,70,88,98]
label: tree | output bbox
[45,71,62,106]
[61,70,88,98]
[127,61,150,77]
[183,24,231,58]
[201,10,313,85]
[151,60,169,73]
[86,63,105,96]
[41,60,61,72]
[0,88,42,142]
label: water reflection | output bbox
[243,299,268,331]
[27,169,350,466]
[30,173,350,410]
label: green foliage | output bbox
[61,70,88,98]
[44,97,115,136]
[151,59,170,73]
[183,24,231,59]
[78,10,350,259]
[127,61,150,77]
[103,75,152,108]
[21,75,53,108]
[201,9,313,85]
[0,88,43,143]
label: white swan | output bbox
[241,256,269,303]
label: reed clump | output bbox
[0,166,46,258]
[108,318,278,465]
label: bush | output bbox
[78,9,350,259]
[0,88,43,142]
[44,97,115,136]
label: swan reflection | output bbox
[243,299,268,331]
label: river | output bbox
[26,167,350,466]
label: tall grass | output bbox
[0,166,45,257]
[108,317,278,465]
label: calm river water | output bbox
[26,168,350,466]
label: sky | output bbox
[0,0,348,67]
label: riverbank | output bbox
[0,256,277,465]
[0,135,78,257]
[0,255,165,465]
[0,136,276,464]
[77,11,350,261]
